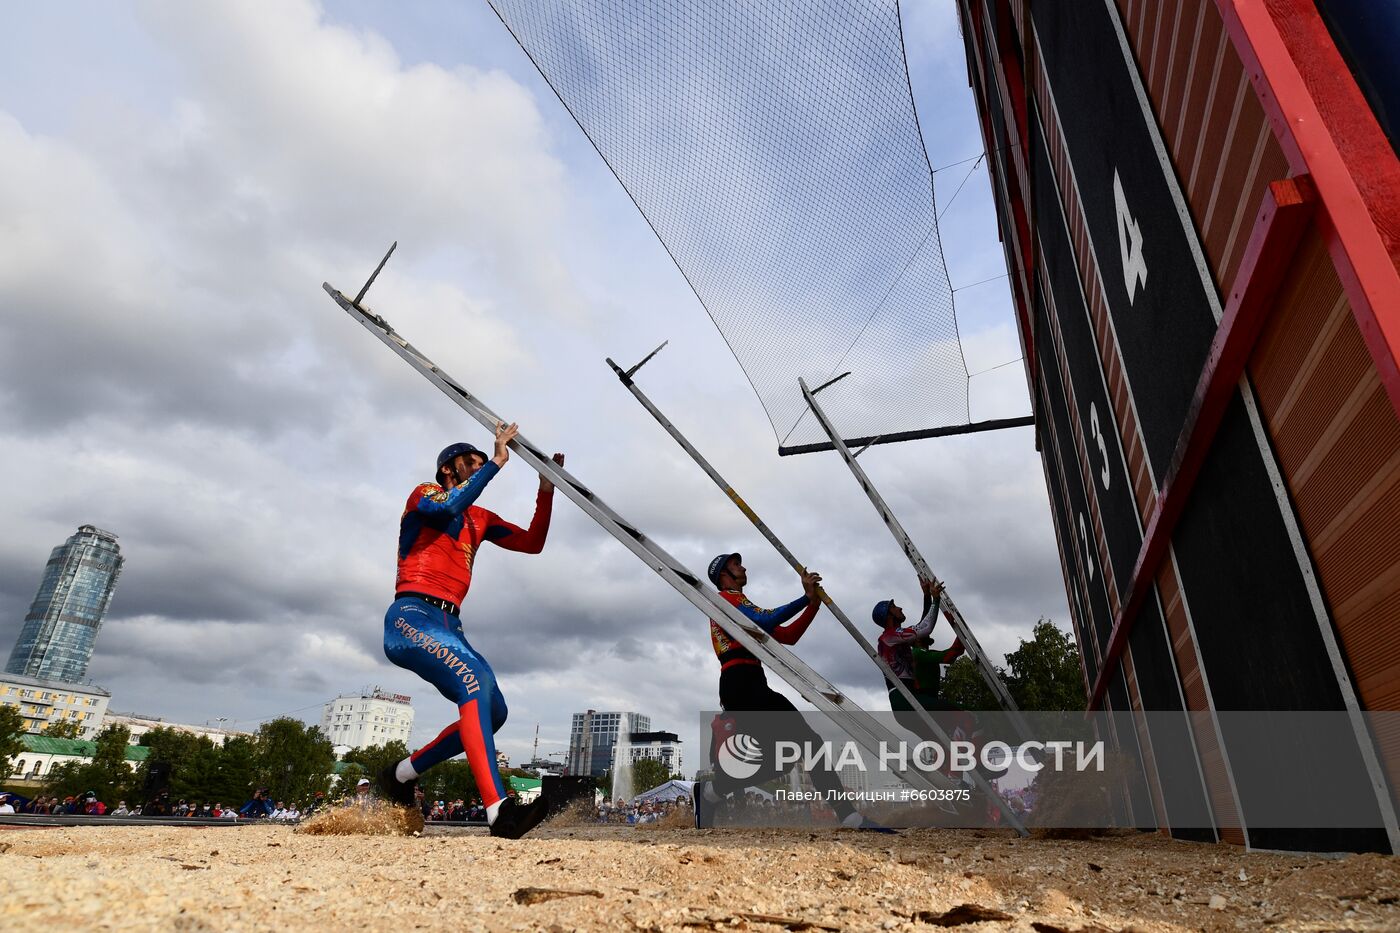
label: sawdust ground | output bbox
[0,822,1395,931]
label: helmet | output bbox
[436,442,485,476]
[707,553,741,587]
[872,600,894,627]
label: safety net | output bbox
[489,0,969,448]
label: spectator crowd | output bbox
[593,796,691,825]
[0,787,340,823]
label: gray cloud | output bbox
[0,0,1069,769]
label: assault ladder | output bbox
[609,344,1027,829]
[322,247,1028,835]
[801,376,1034,744]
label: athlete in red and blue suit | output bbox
[696,553,891,831]
[378,421,562,839]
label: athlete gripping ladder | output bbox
[378,421,565,840]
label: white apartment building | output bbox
[628,731,684,777]
[0,672,109,739]
[104,711,251,747]
[321,687,414,750]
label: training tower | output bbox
[959,0,1399,851]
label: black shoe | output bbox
[693,780,710,829]
[489,796,549,839]
[378,764,417,808]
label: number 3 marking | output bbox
[1114,169,1147,304]
[1089,402,1110,491]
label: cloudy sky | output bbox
[0,0,1067,771]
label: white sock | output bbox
[486,800,503,824]
[395,757,418,783]
[841,811,865,829]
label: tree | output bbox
[44,759,89,801]
[174,739,223,803]
[253,718,334,806]
[334,762,367,796]
[937,620,1086,714]
[632,758,671,796]
[1004,620,1086,712]
[418,760,478,804]
[40,725,134,806]
[342,740,409,797]
[134,728,210,803]
[42,719,83,740]
[209,735,257,806]
[0,705,26,776]
[88,724,134,802]
[941,656,1001,711]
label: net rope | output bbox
[489,0,970,445]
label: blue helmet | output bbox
[872,600,894,627]
[708,552,741,587]
[436,442,485,477]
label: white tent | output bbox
[632,780,694,804]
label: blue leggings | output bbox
[383,597,508,806]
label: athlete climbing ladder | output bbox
[800,375,1035,745]
[321,246,1030,836]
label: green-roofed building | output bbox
[7,733,149,787]
[508,774,542,803]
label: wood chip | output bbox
[512,887,604,906]
[736,913,841,931]
[913,904,1014,926]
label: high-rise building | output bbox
[320,687,415,751]
[567,709,651,777]
[6,525,124,683]
[627,730,683,777]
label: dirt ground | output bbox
[1,821,1396,932]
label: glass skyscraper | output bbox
[567,710,651,776]
[5,525,124,683]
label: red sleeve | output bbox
[771,600,820,645]
[479,489,554,554]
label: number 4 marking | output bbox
[1114,169,1147,304]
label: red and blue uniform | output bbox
[876,600,939,685]
[382,461,553,808]
[709,591,817,671]
[705,589,867,823]
[878,591,974,766]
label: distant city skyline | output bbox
[6,525,123,684]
